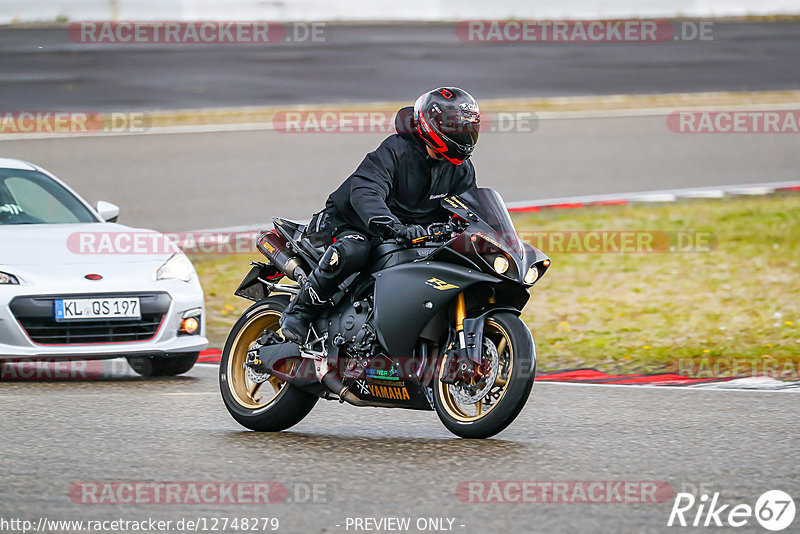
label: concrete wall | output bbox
[4,0,800,23]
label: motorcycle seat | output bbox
[299,237,325,261]
[273,217,326,260]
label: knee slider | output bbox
[319,246,340,272]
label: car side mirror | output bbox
[368,216,396,238]
[95,201,120,222]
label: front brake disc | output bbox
[449,337,500,405]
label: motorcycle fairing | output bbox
[371,261,498,358]
[345,371,433,411]
[440,190,551,286]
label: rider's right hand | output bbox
[393,223,427,244]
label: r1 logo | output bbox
[756,490,795,531]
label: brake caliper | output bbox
[440,347,479,384]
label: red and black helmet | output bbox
[413,87,480,165]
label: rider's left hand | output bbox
[393,223,426,244]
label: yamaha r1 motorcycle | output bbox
[219,188,550,438]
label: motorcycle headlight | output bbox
[493,255,509,274]
[155,254,193,282]
[0,271,19,284]
[524,266,539,285]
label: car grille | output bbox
[10,293,171,345]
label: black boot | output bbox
[280,280,328,343]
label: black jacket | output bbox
[326,132,477,236]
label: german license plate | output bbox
[55,298,141,321]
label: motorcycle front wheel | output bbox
[434,312,536,439]
[219,296,318,431]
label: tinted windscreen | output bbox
[0,169,97,225]
[457,188,522,257]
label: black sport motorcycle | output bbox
[219,188,550,438]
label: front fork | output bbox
[441,292,481,384]
[455,291,468,351]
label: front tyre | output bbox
[219,296,317,432]
[434,312,536,439]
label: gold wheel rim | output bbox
[226,309,288,410]
[437,319,513,422]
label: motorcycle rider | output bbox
[280,87,482,343]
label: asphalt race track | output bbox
[1,364,797,533]
[2,115,799,231]
[1,23,799,110]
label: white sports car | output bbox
[0,158,207,376]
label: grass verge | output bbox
[139,90,800,128]
[190,193,800,378]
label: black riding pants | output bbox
[309,230,372,297]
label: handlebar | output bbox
[410,221,462,245]
[370,216,467,246]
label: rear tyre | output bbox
[219,296,318,432]
[434,312,536,439]
[127,352,199,377]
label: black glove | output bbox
[393,223,427,244]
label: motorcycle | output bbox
[219,188,550,438]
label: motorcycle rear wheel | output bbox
[219,296,318,431]
[434,312,536,439]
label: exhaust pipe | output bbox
[256,230,307,282]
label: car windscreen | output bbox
[457,188,523,257]
[0,169,97,225]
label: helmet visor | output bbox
[440,109,480,141]
[438,109,480,157]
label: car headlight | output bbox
[524,266,539,285]
[0,271,19,284]
[493,255,509,274]
[155,254,193,282]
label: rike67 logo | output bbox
[668,490,795,531]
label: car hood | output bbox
[0,222,178,267]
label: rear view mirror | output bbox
[95,201,120,222]
[368,216,395,238]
